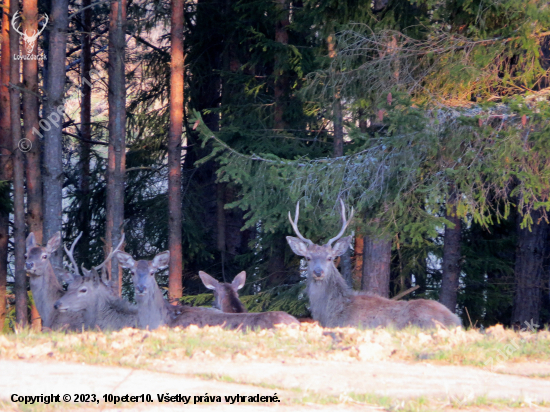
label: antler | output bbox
[81,233,125,278]
[326,199,355,247]
[288,202,313,246]
[64,232,83,277]
[36,13,48,36]
[11,11,24,36]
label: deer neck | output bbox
[28,260,63,328]
[306,264,352,327]
[97,292,136,330]
[136,281,168,330]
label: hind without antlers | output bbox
[286,200,461,329]
[117,251,299,330]
[199,271,247,313]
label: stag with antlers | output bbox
[286,200,461,329]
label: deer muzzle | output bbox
[54,300,67,312]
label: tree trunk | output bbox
[168,0,184,301]
[361,231,391,298]
[0,0,11,330]
[353,233,364,288]
[439,187,462,312]
[22,0,42,242]
[22,0,42,330]
[10,0,28,326]
[511,208,549,327]
[43,0,68,269]
[273,0,288,129]
[106,0,127,294]
[78,0,92,262]
[216,182,226,281]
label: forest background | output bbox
[0,0,549,331]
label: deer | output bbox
[25,232,85,331]
[199,271,247,313]
[116,251,300,330]
[53,268,137,331]
[52,235,135,331]
[286,200,462,329]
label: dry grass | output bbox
[0,323,549,369]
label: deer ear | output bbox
[116,251,136,270]
[151,251,170,271]
[26,232,36,251]
[331,235,352,257]
[232,271,246,290]
[45,232,62,254]
[199,271,218,290]
[286,236,309,257]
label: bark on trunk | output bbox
[106,0,127,294]
[216,182,226,281]
[22,0,43,329]
[168,0,184,301]
[22,0,43,245]
[511,208,549,326]
[78,0,92,262]
[439,188,462,312]
[353,233,364,288]
[361,232,392,298]
[10,0,28,326]
[0,0,11,330]
[43,0,68,269]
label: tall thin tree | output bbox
[22,0,42,247]
[78,0,92,260]
[42,0,68,266]
[168,0,184,301]
[106,0,127,294]
[0,0,12,329]
[22,0,42,329]
[10,0,27,326]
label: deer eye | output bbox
[41,254,48,260]
[327,257,333,261]
[24,254,27,259]
[79,288,87,294]
[306,257,311,261]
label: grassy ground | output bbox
[1,324,550,411]
[1,323,549,368]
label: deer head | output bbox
[53,268,101,313]
[116,251,170,297]
[11,11,48,55]
[286,200,354,282]
[199,271,247,313]
[25,232,61,276]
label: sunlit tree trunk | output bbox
[22,0,42,241]
[106,0,127,294]
[0,0,12,330]
[10,0,27,326]
[22,0,42,330]
[168,0,184,301]
[440,186,462,312]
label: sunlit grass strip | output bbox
[1,324,549,369]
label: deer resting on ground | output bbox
[286,200,461,329]
[25,232,84,331]
[199,271,247,313]
[116,251,299,330]
[53,235,136,331]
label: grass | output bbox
[1,323,550,368]
[1,324,550,411]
